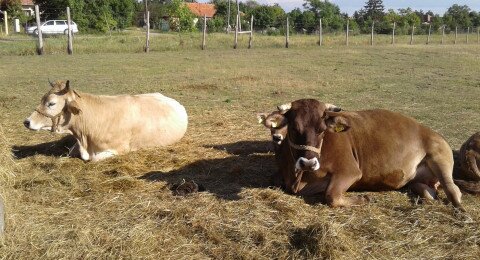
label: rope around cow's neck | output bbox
[288,132,325,194]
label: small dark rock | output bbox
[171,179,205,196]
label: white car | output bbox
[27,20,79,36]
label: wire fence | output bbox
[1,7,480,56]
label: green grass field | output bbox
[0,30,478,55]
[0,38,479,258]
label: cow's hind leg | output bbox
[408,164,438,202]
[426,149,464,211]
[409,182,437,202]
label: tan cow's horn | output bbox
[48,78,55,87]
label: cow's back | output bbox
[129,93,188,149]
[75,92,188,154]
[323,109,451,190]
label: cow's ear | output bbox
[257,113,268,125]
[325,111,349,133]
[66,100,81,115]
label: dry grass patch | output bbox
[0,45,479,258]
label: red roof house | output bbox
[185,3,216,18]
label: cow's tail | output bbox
[454,179,480,194]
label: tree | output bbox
[303,0,344,31]
[34,0,136,32]
[167,0,196,32]
[1,0,29,23]
[363,0,384,21]
[443,4,472,30]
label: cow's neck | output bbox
[66,92,101,151]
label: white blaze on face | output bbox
[295,157,320,172]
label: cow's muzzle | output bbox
[296,157,320,171]
[272,134,283,144]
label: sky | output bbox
[198,0,480,14]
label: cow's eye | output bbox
[47,102,56,107]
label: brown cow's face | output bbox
[257,111,288,145]
[24,80,79,131]
[280,99,348,172]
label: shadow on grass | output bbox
[11,135,76,159]
[203,140,274,156]
[140,140,276,200]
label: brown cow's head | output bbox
[24,80,81,132]
[257,111,288,145]
[278,99,347,172]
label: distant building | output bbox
[21,0,34,16]
[0,0,34,16]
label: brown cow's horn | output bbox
[277,103,292,114]
[325,103,342,112]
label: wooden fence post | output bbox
[392,22,395,45]
[441,25,445,44]
[236,0,241,32]
[226,0,230,33]
[345,19,349,46]
[3,11,7,35]
[466,27,469,44]
[477,27,479,44]
[410,25,414,45]
[34,5,43,55]
[144,11,150,52]
[318,19,322,46]
[66,7,73,55]
[285,17,289,48]
[233,14,238,49]
[427,24,431,44]
[370,21,374,46]
[454,26,457,44]
[202,14,206,50]
[248,15,253,49]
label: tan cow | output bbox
[24,80,188,162]
[269,99,464,211]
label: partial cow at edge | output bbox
[24,80,188,162]
[266,99,464,211]
[454,132,480,194]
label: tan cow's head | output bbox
[257,111,288,145]
[24,80,81,132]
[278,99,347,172]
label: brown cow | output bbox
[257,104,341,188]
[454,132,480,194]
[271,99,463,211]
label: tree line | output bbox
[1,0,479,34]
